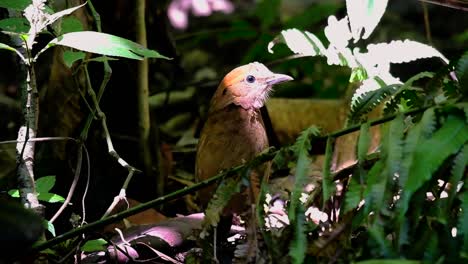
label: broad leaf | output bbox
[39,31,171,60]
[39,192,65,203]
[346,0,389,41]
[0,18,29,33]
[45,2,87,28]
[44,220,56,237]
[63,50,85,68]
[36,176,56,193]
[81,239,107,252]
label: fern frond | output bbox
[400,115,468,220]
[289,205,307,264]
[447,144,468,208]
[362,40,448,67]
[399,108,437,187]
[458,191,468,255]
[349,79,400,125]
[322,136,334,204]
[363,160,385,216]
[288,126,320,222]
[384,115,405,178]
[202,175,242,228]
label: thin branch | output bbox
[30,105,435,252]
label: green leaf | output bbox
[44,220,56,237]
[36,176,56,193]
[357,122,371,162]
[447,144,468,208]
[344,175,364,213]
[62,50,85,68]
[401,115,468,218]
[346,0,388,40]
[384,115,404,178]
[349,81,400,125]
[289,206,306,264]
[39,192,65,203]
[8,189,19,197]
[268,28,327,57]
[39,31,171,60]
[0,18,29,33]
[81,239,107,252]
[203,176,242,227]
[399,108,436,187]
[0,0,31,10]
[459,191,468,254]
[60,16,84,34]
[322,136,334,203]
[289,126,320,222]
[363,160,385,216]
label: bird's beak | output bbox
[266,73,293,86]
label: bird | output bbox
[195,62,293,215]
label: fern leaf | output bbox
[384,115,405,178]
[447,144,468,208]
[357,122,371,163]
[362,40,449,67]
[268,28,327,57]
[202,176,242,228]
[400,116,468,219]
[344,123,371,213]
[399,108,436,187]
[289,205,307,264]
[289,126,320,222]
[322,136,335,204]
[346,0,389,41]
[349,79,400,125]
[344,175,364,213]
[459,191,468,255]
[363,160,385,216]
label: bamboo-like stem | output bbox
[135,0,154,188]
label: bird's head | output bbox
[209,62,293,113]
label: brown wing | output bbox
[195,106,269,209]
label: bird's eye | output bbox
[246,75,256,83]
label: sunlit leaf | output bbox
[36,176,56,193]
[39,193,65,203]
[346,0,389,41]
[268,28,326,57]
[39,31,171,60]
[81,239,107,252]
[46,2,87,28]
[44,220,56,237]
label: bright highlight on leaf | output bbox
[42,31,171,60]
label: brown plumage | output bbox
[195,62,292,213]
